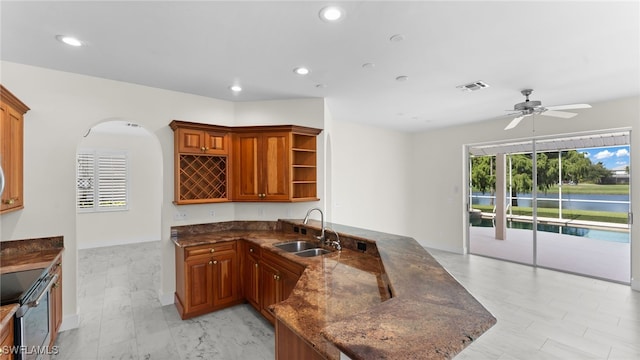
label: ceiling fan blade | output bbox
[546,103,592,111]
[542,110,577,119]
[504,115,525,130]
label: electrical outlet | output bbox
[209,210,216,218]
[174,212,187,221]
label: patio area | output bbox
[469,226,631,283]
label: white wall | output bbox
[0,61,330,325]
[0,61,231,329]
[409,96,640,290]
[232,99,325,222]
[328,120,411,235]
[76,127,162,249]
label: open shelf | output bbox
[291,133,317,200]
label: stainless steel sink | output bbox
[273,240,318,253]
[294,248,331,257]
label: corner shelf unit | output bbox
[291,131,319,201]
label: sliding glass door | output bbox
[468,131,631,283]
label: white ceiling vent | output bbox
[456,80,490,92]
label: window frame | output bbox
[76,149,129,213]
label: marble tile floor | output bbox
[52,241,640,360]
[52,241,274,360]
[431,249,640,360]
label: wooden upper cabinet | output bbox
[232,131,290,201]
[170,121,231,204]
[170,121,321,204]
[231,125,321,202]
[0,85,29,214]
[177,127,228,155]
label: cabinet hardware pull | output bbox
[209,260,213,265]
[210,248,215,253]
[249,248,254,252]
[213,260,218,265]
[200,146,206,151]
[254,263,259,268]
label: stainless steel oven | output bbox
[1,268,57,360]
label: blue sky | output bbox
[578,146,630,170]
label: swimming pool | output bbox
[472,219,630,243]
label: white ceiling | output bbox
[1,1,638,132]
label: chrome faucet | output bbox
[325,228,342,251]
[303,207,325,243]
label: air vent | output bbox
[456,80,490,92]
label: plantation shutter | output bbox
[76,152,95,209]
[97,153,127,209]
[77,150,128,212]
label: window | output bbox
[76,150,128,212]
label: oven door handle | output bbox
[26,273,58,308]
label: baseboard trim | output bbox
[59,313,80,332]
[158,289,174,306]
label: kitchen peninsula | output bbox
[172,220,496,360]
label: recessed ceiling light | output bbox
[319,6,344,22]
[229,85,242,92]
[395,75,409,82]
[293,67,310,76]
[55,35,83,47]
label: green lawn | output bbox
[472,204,628,224]
[540,183,628,195]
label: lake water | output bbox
[472,192,630,213]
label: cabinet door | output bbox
[185,257,214,314]
[0,316,13,360]
[244,254,260,310]
[0,103,23,213]
[212,251,239,307]
[262,132,290,200]
[177,128,206,154]
[203,131,228,155]
[279,269,299,303]
[232,133,261,200]
[259,261,279,324]
[49,261,62,347]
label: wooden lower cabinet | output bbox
[175,239,305,329]
[242,242,261,311]
[258,250,304,325]
[49,257,63,347]
[276,319,325,360]
[0,316,13,360]
[175,241,241,319]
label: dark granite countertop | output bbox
[0,236,64,337]
[171,220,496,359]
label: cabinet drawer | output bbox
[262,249,305,276]
[185,241,236,258]
[244,242,261,258]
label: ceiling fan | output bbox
[504,89,591,130]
